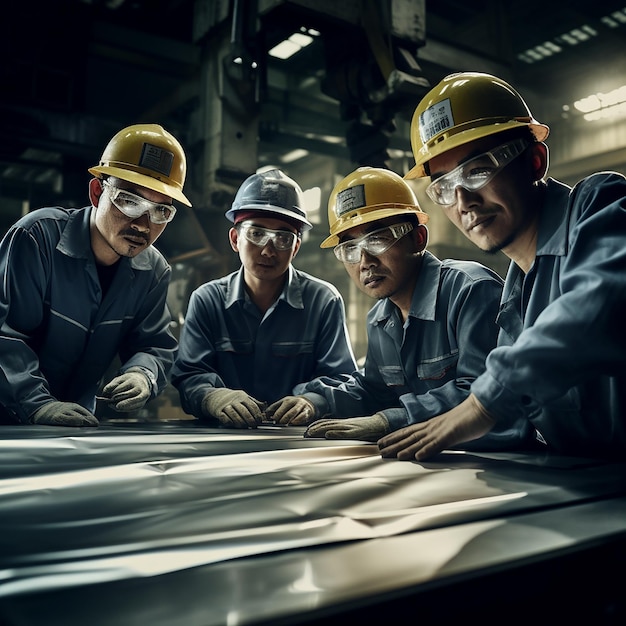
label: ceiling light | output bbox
[302,186,321,223]
[602,15,618,27]
[517,6,626,64]
[268,40,301,60]
[581,102,626,121]
[269,31,315,60]
[572,84,626,121]
[603,9,626,26]
[290,33,313,47]
[280,149,309,163]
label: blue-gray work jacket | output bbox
[296,252,530,449]
[171,265,357,417]
[0,206,177,423]
[472,174,626,458]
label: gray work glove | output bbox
[31,401,99,427]
[265,396,316,426]
[101,369,152,412]
[304,413,390,442]
[201,388,265,428]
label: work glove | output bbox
[304,413,390,442]
[101,369,152,412]
[201,388,265,428]
[30,401,99,427]
[265,396,316,426]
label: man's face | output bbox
[337,218,425,303]
[230,215,301,282]
[90,177,170,264]
[427,135,538,255]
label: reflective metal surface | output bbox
[1,420,626,625]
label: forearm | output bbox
[296,372,394,418]
[120,307,178,395]
[0,338,55,423]
[400,378,471,423]
[173,372,226,417]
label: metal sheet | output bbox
[1,421,625,625]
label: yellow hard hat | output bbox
[88,124,192,206]
[405,72,550,179]
[321,166,428,248]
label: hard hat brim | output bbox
[405,121,550,180]
[88,165,192,207]
[320,206,428,248]
[225,204,313,231]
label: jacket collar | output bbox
[226,265,302,309]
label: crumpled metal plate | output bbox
[1,421,625,625]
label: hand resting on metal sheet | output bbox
[265,395,316,426]
[30,401,99,427]
[378,394,496,460]
[202,388,266,428]
[304,413,390,442]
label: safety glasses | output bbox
[334,222,413,264]
[238,221,299,251]
[426,138,529,206]
[101,179,176,224]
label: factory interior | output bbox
[1,1,626,625]
[3,1,626,412]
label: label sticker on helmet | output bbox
[336,184,365,217]
[419,98,454,144]
[259,179,285,202]
[139,143,174,176]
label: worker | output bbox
[0,123,191,427]
[292,167,525,448]
[379,71,626,461]
[171,168,357,428]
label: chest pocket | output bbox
[215,338,253,355]
[379,366,405,387]
[416,351,458,381]
[272,341,314,357]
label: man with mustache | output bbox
[171,168,357,428]
[379,71,626,461]
[295,167,524,447]
[0,124,189,427]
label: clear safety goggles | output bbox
[238,221,299,251]
[426,138,529,206]
[102,179,176,224]
[334,222,413,264]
